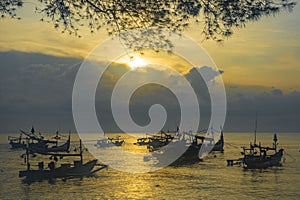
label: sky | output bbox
[0,1,300,133]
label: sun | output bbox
[127,56,148,70]
[118,54,148,70]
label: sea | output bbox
[0,132,300,200]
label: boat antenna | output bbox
[254,112,258,145]
[80,139,83,164]
[26,138,30,170]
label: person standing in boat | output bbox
[48,161,55,170]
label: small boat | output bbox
[170,130,224,165]
[94,138,112,148]
[8,133,26,149]
[20,129,71,154]
[147,131,174,151]
[95,133,125,148]
[150,129,225,166]
[227,116,284,169]
[240,134,284,169]
[108,136,125,146]
[134,137,150,146]
[19,139,108,182]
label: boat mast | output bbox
[79,139,83,164]
[26,138,30,170]
[273,133,278,151]
[254,112,258,145]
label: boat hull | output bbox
[243,149,284,169]
[171,145,201,165]
[19,159,102,181]
[9,142,26,149]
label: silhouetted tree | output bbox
[1,0,22,19]
[1,0,296,50]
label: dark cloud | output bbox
[196,66,224,83]
[226,86,300,132]
[0,51,81,133]
[0,51,299,133]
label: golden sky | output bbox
[0,2,299,91]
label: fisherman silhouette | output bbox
[48,161,55,170]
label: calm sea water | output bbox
[0,132,300,200]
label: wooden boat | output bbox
[28,134,70,154]
[240,134,284,169]
[147,131,174,152]
[150,130,224,166]
[170,131,224,165]
[108,136,125,146]
[94,138,112,148]
[8,133,26,149]
[19,139,108,182]
[134,137,150,146]
[227,116,284,169]
[95,133,125,148]
[20,129,71,153]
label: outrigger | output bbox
[170,130,224,165]
[19,139,108,182]
[8,133,26,149]
[227,116,284,169]
[150,128,225,166]
[20,129,71,153]
[241,134,283,169]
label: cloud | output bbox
[0,51,299,133]
[0,51,81,132]
[226,86,300,132]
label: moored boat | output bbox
[147,131,174,152]
[19,139,108,182]
[20,129,71,154]
[241,134,284,169]
[227,115,284,169]
[8,133,26,149]
[150,129,225,166]
[170,130,224,165]
[108,136,125,146]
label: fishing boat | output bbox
[95,133,125,148]
[134,137,150,146]
[147,131,174,152]
[150,129,224,166]
[108,136,125,146]
[227,116,284,169]
[94,138,112,148]
[170,130,224,165]
[19,139,108,182]
[8,133,26,149]
[20,129,71,154]
[240,134,284,169]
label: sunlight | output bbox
[118,54,148,70]
[127,56,148,70]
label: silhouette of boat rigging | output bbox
[18,128,71,153]
[168,130,224,165]
[19,139,108,183]
[8,133,26,149]
[8,127,71,153]
[146,131,175,152]
[94,135,125,148]
[142,128,225,165]
[227,115,284,169]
